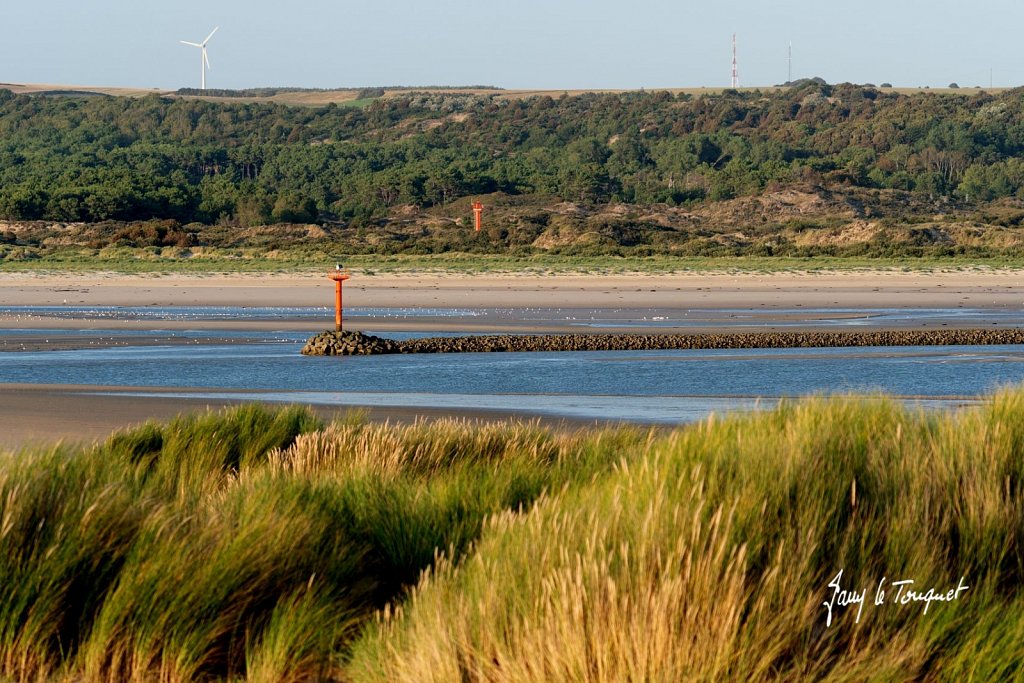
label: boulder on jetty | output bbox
[301,330,401,356]
[302,328,1024,356]
[399,329,1024,353]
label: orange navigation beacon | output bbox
[328,264,350,331]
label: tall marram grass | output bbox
[0,404,323,681]
[0,404,650,681]
[346,394,1024,682]
[2,396,1024,680]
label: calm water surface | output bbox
[2,336,1022,423]
[2,305,1023,424]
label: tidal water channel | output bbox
[2,305,1024,423]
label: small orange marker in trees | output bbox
[328,264,350,331]
[472,201,483,232]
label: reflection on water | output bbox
[1,336,1021,424]
[3,303,1023,423]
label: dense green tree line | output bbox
[3,83,1024,226]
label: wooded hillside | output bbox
[3,83,1024,256]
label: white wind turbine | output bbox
[180,27,219,90]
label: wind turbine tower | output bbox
[788,42,792,83]
[731,34,739,88]
[180,27,219,90]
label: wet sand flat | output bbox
[0,332,276,352]
[0,384,593,452]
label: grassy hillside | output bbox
[8,186,1024,265]
[0,397,1022,680]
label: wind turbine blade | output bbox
[203,26,219,45]
[180,40,202,47]
[204,50,211,69]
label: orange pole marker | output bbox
[328,269,350,331]
[472,201,483,232]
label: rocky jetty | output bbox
[301,330,401,356]
[302,328,1024,356]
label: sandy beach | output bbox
[2,268,1024,311]
[2,267,1023,450]
[2,268,1023,338]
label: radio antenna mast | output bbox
[731,34,739,88]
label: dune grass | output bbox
[0,405,651,681]
[347,396,1024,682]
[0,396,1022,680]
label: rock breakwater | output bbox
[302,328,1024,356]
[301,330,402,356]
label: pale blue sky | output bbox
[0,0,1018,90]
